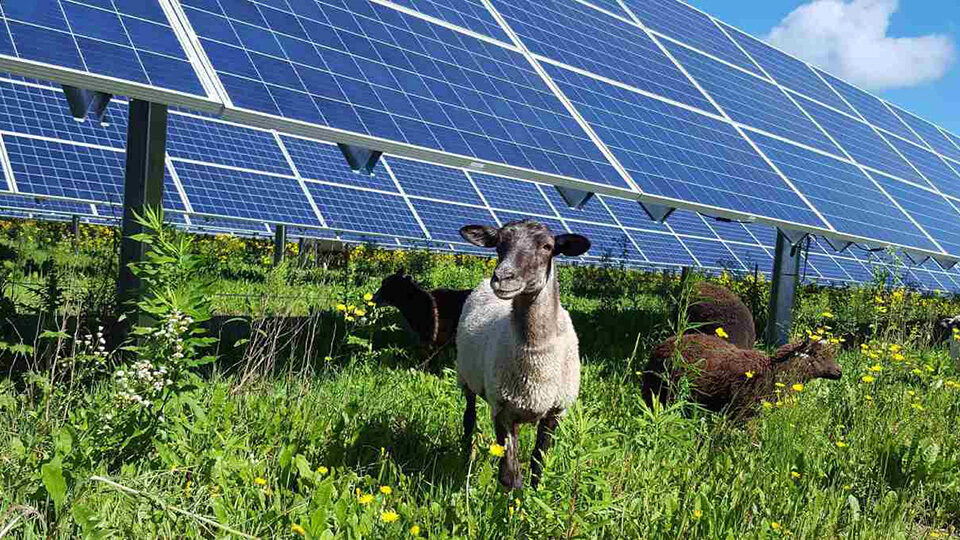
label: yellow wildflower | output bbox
[762,400,774,409]
[792,383,804,392]
[364,293,374,301]
[861,375,876,383]
[829,338,840,344]
[254,477,267,486]
[912,368,923,376]
[381,511,399,523]
[358,494,374,505]
[715,327,729,339]
[836,441,848,448]
[347,305,355,311]
[889,344,901,353]
[911,403,925,412]
[380,486,392,495]
[410,525,421,537]
[355,308,367,317]
[771,522,781,530]
[869,364,882,372]
[745,371,755,379]
[693,509,702,519]
[791,471,801,479]
[317,466,329,475]
[775,382,786,388]
[892,354,905,362]
[865,394,873,401]
[336,304,346,311]
[367,301,376,307]
[291,524,306,536]
[489,443,505,457]
[345,316,355,322]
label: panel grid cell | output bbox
[1,1,206,96]
[545,63,823,227]
[750,132,934,251]
[494,210,566,235]
[870,172,960,257]
[703,218,757,246]
[665,210,717,239]
[387,156,481,204]
[665,42,840,155]
[409,199,495,243]
[883,135,960,195]
[168,115,293,175]
[728,243,772,272]
[598,195,670,232]
[281,135,396,191]
[888,105,960,164]
[808,254,849,282]
[795,95,926,186]
[491,0,716,112]
[565,221,642,262]
[542,187,616,224]
[816,70,922,145]
[385,0,510,42]
[183,0,625,189]
[622,0,761,75]
[473,173,555,216]
[629,229,694,266]
[305,182,423,238]
[683,237,742,270]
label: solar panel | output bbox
[883,135,960,195]
[730,243,772,270]
[0,191,92,216]
[807,253,850,282]
[703,218,757,246]
[181,0,626,191]
[494,210,566,235]
[666,210,717,239]
[168,114,293,176]
[664,42,840,156]
[621,0,762,76]
[869,172,960,257]
[679,237,740,269]
[544,63,823,227]
[387,155,482,204]
[281,135,396,192]
[490,0,716,112]
[815,70,923,146]
[630,229,693,265]
[0,1,216,108]
[472,173,555,217]
[565,221,641,262]
[542,187,617,225]
[887,105,960,165]
[408,198,496,243]
[598,195,671,232]
[718,23,856,117]
[304,181,423,238]
[749,132,935,250]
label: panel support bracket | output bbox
[274,224,287,266]
[337,143,382,175]
[62,85,113,125]
[933,256,958,271]
[823,237,853,253]
[639,201,675,222]
[903,250,930,266]
[118,100,168,330]
[776,227,808,245]
[765,229,803,347]
[554,186,594,209]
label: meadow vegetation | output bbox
[1,216,959,538]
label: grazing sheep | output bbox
[940,315,960,369]
[685,282,756,349]
[642,334,841,417]
[457,220,590,489]
[372,269,471,350]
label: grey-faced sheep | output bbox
[372,269,471,350]
[641,333,841,417]
[685,282,756,349]
[457,219,590,490]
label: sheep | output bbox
[457,219,590,489]
[641,333,841,417]
[372,269,471,351]
[685,281,756,349]
[940,315,960,370]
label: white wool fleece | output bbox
[456,278,580,419]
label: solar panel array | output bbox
[2,1,960,287]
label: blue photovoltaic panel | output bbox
[409,199,495,243]
[869,172,960,256]
[542,187,617,225]
[0,191,91,216]
[385,0,510,42]
[750,132,934,251]
[730,243,772,270]
[387,156,482,205]
[494,210,566,235]
[578,0,629,18]
[565,222,640,261]
[173,160,318,226]
[666,210,717,239]
[0,1,206,97]
[0,80,127,148]
[795,95,926,186]
[304,182,423,238]
[621,0,761,76]
[889,105,960,164]
[188,215,270,234]
[473,173,554,216]
[744,223,776,247]
[183,0,625,189]
[490,0,716,113]
[808,254,849,282]
[719,24,856,117]
[882,135,960,195]
[630,230,694,266]
[816,70,922,145]
[681,237,740,269]
[706,218,757,246]
[940,130,960,161]
[168,115,292,176]
[835,256,874,283]
[664,42,840,156]
[545,64,824,227]
[281,135,396,192]
[598,195,670,232]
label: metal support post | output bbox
[274,224,287,266]
[765,229,803,346]
[118,100,167,326]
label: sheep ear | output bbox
[554,234,590,257]
[772,339,810,363]
[460,225,499,248]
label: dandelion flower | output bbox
[336,304,347,312]
[291,524,306,536]
[489,443,505,457]
[254,477,267,486]
[869,364,882,372]
[836,441,848,448]
[745,371,755,379]
[892,354,905,362]
[409,525,421,537]
[864,394,873,401]
[889,344,901,353]
[762,400,774,410]
[364,293,374,301]
[358,494,374,505]
[380,486,392,495]
[790,471,801,479]
[693,509,702,519]
[861,375,876,384]
[792,383,804,392]
[355,308,367,317]
[317,466,329,475]
[381,511,399,523]
[771,522,781,530]
[715,327,729,339]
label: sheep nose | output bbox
[494,269,516,282]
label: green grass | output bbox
[1,220,959,538]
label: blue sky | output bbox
[687,0,960,135]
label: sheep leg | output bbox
[461,389,477,457]
[495,409,522,490]
[530,412,560,489]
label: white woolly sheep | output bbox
[457,219,590,490]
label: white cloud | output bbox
[765,0,956,91]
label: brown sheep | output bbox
[641,334,841,417]
[372,269,471,350]
[686,282,756,349]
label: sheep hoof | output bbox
[498,460,523,490]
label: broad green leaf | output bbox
[41,456,67,510]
